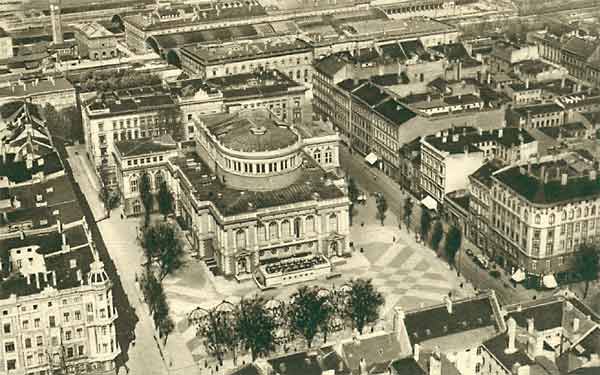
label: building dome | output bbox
[88,260,109,285]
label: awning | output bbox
[511,269,526,283]
[365,152,378,165]
[543,274,558,289]
[421,196,438,211]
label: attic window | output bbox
[70,259,77,269]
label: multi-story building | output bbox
[82,87,179,185]
[72,22,119,60]
[0,27,13,60]
[398,136,422,198]
[506,103,566,129]
[177,40,314,86]
[113,135,179,216]
[206,69,307,124]
[532,31,600,88]
[489,152,600,280]
[0,100,120,375]
[160,109,350,284]
[0,77,76,111]
[420,126,537,204]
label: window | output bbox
[130,178,138,192]
[65,330,72,341]
[63,312,70,323]
[6,359,16,371]
[22,320,28,330]
[36,336,43,347]
[49,316,55,328]
[78,345,84,356]
[74,311,81,321]
[535,214,541,224]
[5,342,15,353]
[67,347,74,358]
[313,149,321,163]
[549,214,555,224]
[77,328,83,338]
[269,222,278,240]
[24,338,31,349]
[86,303,93,313]
[329,213,339,233]
[3,323,10,334]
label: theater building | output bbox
[162,109,350,286]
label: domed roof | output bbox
[88,260,109,285]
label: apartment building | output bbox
[489,152,600,280]
[71,22,119,61]
[420,126,537,204]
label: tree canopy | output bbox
[420,206,432,242]
[142,222,185,281]
[139,173,153,226]
[430,221,444,251]
[376,194,388,226]
[576,242,600,298]
[235,295,276,361]
[444,226,462,265]
[158,181,174,220]
[403,197,414,231]
[287,286,333,348]
[343,278,385,334]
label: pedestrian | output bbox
[120,212,123,220]
[460,283,463,288]
[393,236,396,243]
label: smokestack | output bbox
[506,318,518,354]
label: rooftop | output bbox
[295,119,336,139]
[512,103,564,117]
[171,152,345,216]
[403,292,502,346]
[197,110,299,152]
[424,126,535,155]
[482,333,533,371]
[206,69,303,99]
[71,22,115,39]
[493,155,600,205]
[114,135,177,158]
[86,87,177,117]
[0,78,74,98]
[348,82,417,126]
[181,39,311,63]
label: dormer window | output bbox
[36,194,43,202]
[70,259,77,269]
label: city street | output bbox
[66,145,200,375]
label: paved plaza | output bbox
[165,196,475,365]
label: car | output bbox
[465,249,474,257]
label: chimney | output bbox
[590,170,597,181]
[359,358,368,375]
[561,173,568,185]
[487,72,491,85]
[52,271,57,286]
[505,318,518,354]
[527,318,534,334]
[561,77,566,89]
[414,344,420,362]
[527,161,532,174]
[26,274,31,285]
[452,134,459,142]
[442,136,447,143]
[445,296,453,314]
[429,350,442,375]
[573,317,580,332]
[464,145,469,155]
[427,95,431,103]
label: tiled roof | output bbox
[403,293,501,345]
[340,333,403,373]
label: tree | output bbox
[235,295,276,361]
[444,226,462,266]
[347,178,360,226]
[140,270,174,342]
[62,106,84,143]
[158,106,184,141]
[375,194,388,226]
[287,286,333,349]
[403,197,414,232]
[139,172,153,227]
[420,206,432,244]
[139,270,162,314]
[194,308,239,366]
[158,181,174,220]
[430,221,444,251]
[142,223,185,281]
[576,243,600,299]
[343,279,385,334]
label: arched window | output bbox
[329,213,338,233]
[269,222,278,240]
[305,216,315,233]
[577,208,582,218]
[236,229,246,250]
[585,207,589,217]
[281,220,291,238]
[257,224,266,242]
[569,209,574,220]
[155,171,164,189]
[523,210,528,221]
[535,214,541,224]
[562,210,567,220]
[293,218,302,238]
[549,214,555,225]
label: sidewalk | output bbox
[66,146,200,375]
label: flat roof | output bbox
[181,39,311,64]
[114,135,177,158]
[0,77,74,98]
[206,69,303,99]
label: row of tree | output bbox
[43,103,84,144]
[73,70,162,93]
[191,279,385,365]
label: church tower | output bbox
[49,0,63,45]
